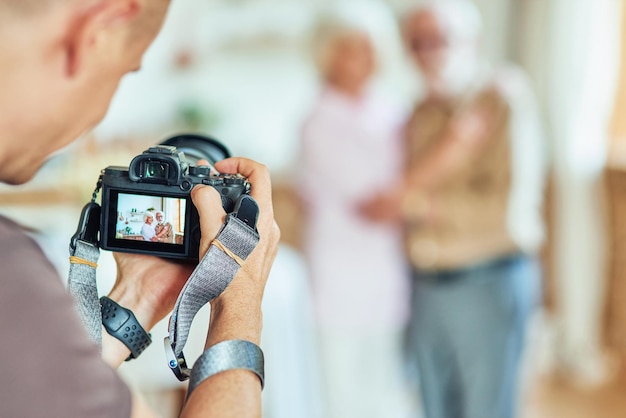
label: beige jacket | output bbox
[404,68,545,271]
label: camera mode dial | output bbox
[224,175,245,186]
[189,166,211,177]
[201,178,222,187]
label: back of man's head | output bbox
[0,0,170,185]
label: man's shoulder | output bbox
[0,215,38,247]
[0,219,133,418]
[0,215,57,277]
[0,214,22,235]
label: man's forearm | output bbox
[180,290,264,418]
[206,292,263,346]
[181,369,262,418]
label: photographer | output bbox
[0,1,279,418]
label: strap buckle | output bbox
[70,202,101,253]
[164,336,191,381]
[232,194,259,232]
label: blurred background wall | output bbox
[2,0,626,417]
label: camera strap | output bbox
[68,238,102,345]
[165,198,263,391]
[68,186,103,347]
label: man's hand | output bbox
[182,157,280,417]
[358,187,405,224]
[102,253,195,367]
[107,157,224,333]
[448,105,491,147]
[102,160,223,366]
[201,158,280,326]
[406,104,493,192]
[358,186,435,226]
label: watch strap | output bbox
[100,296,152,361]
[188,340,264,398]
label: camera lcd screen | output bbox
[114,193,187,246]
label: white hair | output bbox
[144,212,155,222]
[401,0,484,42]
[311,0,405,80]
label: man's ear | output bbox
[64,0,142,78]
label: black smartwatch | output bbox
[100,296,152,361]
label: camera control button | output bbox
[180,180,192,191]
[189,166,211,177]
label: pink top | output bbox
[298,87,410,332]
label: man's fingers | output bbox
[191,185,227,257]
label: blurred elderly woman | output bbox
[141,212,156,242]
[297,2,413,417]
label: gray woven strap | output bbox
[188,340,264,397]
[67,240,102,346]
[169,213,260,357]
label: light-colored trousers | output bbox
[317,328,416,418]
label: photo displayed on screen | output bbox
[115,193,187,245]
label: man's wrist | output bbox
[101,297,152,361]
[101,290,155,368]
[208,292,263,348]
[107,283,158,331]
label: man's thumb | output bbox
[190,185,227,257]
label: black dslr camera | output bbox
[74,134,252,262]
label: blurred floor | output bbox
[522,375,626,418]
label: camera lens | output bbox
[145,161,168,179]
[160,134,231,166]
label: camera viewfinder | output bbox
[145,161,169,180]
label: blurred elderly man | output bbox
[364,0,546,417]
[0,1,279,417]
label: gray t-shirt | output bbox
[0,216,132,418]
